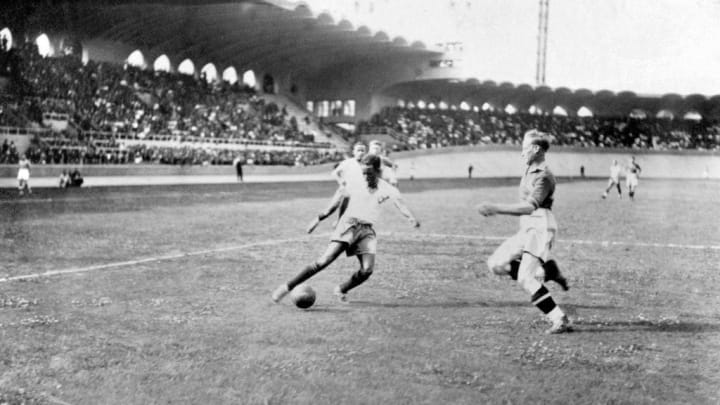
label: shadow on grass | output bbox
[572,319,720,333]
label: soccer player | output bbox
[626,156,642,201]
[328,142,367,227]
[601,159,623,199]
[330,140,395,228]
[476,130,571,334]
[17,154,31,196]
[368,140,398,187]
[272,154,420,304]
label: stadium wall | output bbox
[391,146,720,180]
[1,146,718,184]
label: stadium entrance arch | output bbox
[0,27,13,50]
[154,55,171,72]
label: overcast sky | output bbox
[298,0,720,96]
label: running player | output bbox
[601,159,623,199]
[626,156,641,201]
[272,154,420,304]
[326,142,367,228]
[477,130,571,334]
[329,140,396,229]
[17,154,31,196]
[368,140,398,187]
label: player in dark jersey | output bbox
[477,130,571,334]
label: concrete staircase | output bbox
[260,93,349,150]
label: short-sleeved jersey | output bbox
[340,179,400,225]
[334,158,364,188]
[379,156,397,184]
[609,164,622,181]
[18,158,31,170]
[520,162,555,210]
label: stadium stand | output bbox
[357,106,720,152]
[0,40,343,166]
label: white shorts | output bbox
[330,219,377,257]
[488,209,557,266]
[626,175,638,188]
[17,168,30,181]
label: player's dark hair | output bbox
[361,154,381,188]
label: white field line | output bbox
[3,231,718,284]
[0,235,325,283]
[381,231,720,251]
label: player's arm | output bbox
[307,187,346,233]
[479,176,550,217]
[392,195,420,228]
[477,200,535,217]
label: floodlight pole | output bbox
[535,0,549,86]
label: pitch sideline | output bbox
[3,231,718,283]
[0,235,326,283]
[383,231,720,251]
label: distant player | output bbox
[232,154,244,182]
[368,140,398,187]
[626,156,642,201]
[17,154,31,196]
[328,142,367,227]
[601,159,623,199]
[272,154,420,304]
[477,130,571,334]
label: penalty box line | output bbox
[0,234,327,284]
[382,232,720,251]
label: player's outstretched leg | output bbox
[272,242,345,303]
[517,254,572,334]
[335,254,374,302]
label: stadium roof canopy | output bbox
[1,0,439,82]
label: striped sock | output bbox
[530,285,556,314]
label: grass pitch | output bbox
[1,178,720,404]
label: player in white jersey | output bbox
[368,140,398,187]
[272,154,420,304]
[330,140,397,227]
[626,156,642,201]
[328,142,367,227]
[601,159,623,199]
[17,154,32,196]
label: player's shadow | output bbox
[571,319,720,333]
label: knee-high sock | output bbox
[509,260,520,280]
[287,262,323,291]
[339,269,372,293]
[531,285,557,315]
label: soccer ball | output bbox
[291,284,316,309]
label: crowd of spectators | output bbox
[3,36,719,167]
[0,38,340,166]
[22,131,343,166]
[357,107,720,151]
[1,138,20,163]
